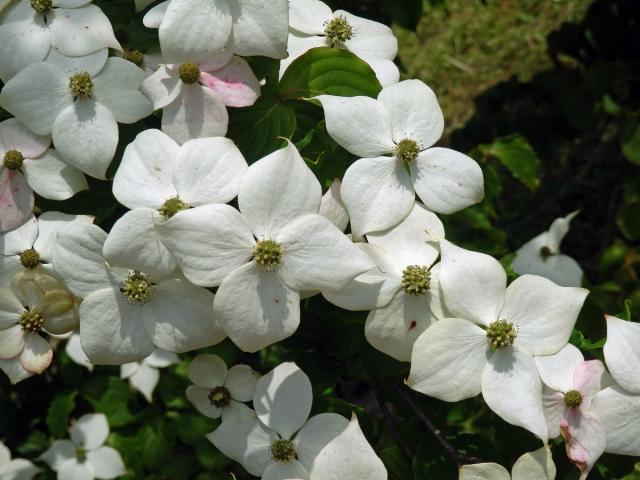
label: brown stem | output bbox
[372,379,413,459]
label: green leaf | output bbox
[227,91,296,162]
[279,47,382,100]
[142,420,175,471]
[622,122,640,165]
[480,135,541,191]
[46,391,77,437]
[617,201,640,241]
[616,299,633,321]
[82,376,137,427]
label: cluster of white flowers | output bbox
[0,0,639,479]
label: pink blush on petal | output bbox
[0,168,34,233]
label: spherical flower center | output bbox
[253,239,283,271]
[540,246,553,260]
[270,439,297,463]
[69,72,93,98]
[401,265,430,295]
[19,248,41,269]
[124,49,145,68]
[19,310,44,332]
[564,389,583,408]
[120,271,153,304]
[208,386,231,408]
[394,138,420,163]
[324,15,354,44]
[3,149,24,170]
[30,0,52,13]
[158,196,189,218]
[75,447,87,463]
[486,319,517,349]
[179,62,201,84]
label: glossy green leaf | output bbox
[46,391,77,438]
[480,135,541,191]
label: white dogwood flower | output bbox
[209,362,386,480]
[158,142,373,352]
[0,57,152,179]
[141,52,260,143]
[0,270,77,377]
[318,179,349,232]
[0,119,87,232]
[0,441,41,480]
[535,344,608,479]
[602,315,640,393]
[512,211,583,287]
[186,354,259,420]
[121,349,179,402]
[51,222,226,364]
[0,0,120,82]
[317,80,484,237]
[105,129,248,277]
[283,0,399,86]
[1,212,93,285]
[40,413,126,480]
[142,0,288,62]
[408,241,588,443]
[324,203,447,361]
[459,446,556,480]
[591,385,640,459]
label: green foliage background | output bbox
[1,0,639,479]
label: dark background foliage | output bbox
[1,0,639,479]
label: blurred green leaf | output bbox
[616,201,640,240]
[480,135,541,191]
[622,122,640,165]
[82,376,137,427]
[46,391,76,438]
[279,47,382,99]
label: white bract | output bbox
[0,0,120,82]
[283,0,399,86]
[318,179,349,232]
[65,332,93,371]
[316,80,484,237]
[40,413,126,480]
[51,222,226,364]
[186,354,259,420]
[0,271,77,378]
[158,142,373,352]
[0,212,93,285]
[0,57,152,179]
[141,52,260,143]
[105,129,248,277]
[602,315,640,393]
[459,446,556,480]
[324,203,447,361]
[121,348,179,402]
[0,441,41,480]
[591,385,640,458]
[143,0,288,62]
[535,344,608,479]
[0,119,87,232]
[209,362,386,480]
[512,212,583,287]
[408,240,588,443]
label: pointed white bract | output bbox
[0,0,121,82]
[208,362,387,479]
[159,142,373,352]
[121,348,180,402]
[40,413,126,480]
[603,315,640,393]
[106,129,248,277]
[141,53,260,143]
[459,446,556,480]
[0,441,41,480]
[316,80,484,236]
[283,0,399,86]
[0,58,152,179]
[143,0,288,62]
[512,211,583,287]
[408,240,588,443]
[51,222,226,364]
[186,353,260,420]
